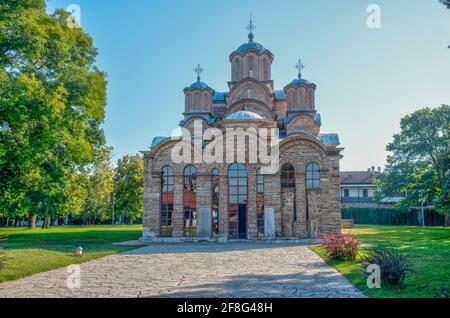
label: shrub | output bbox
[435,288,450,298]
[362,249,409,287]
[319,232,360,261]
[341,207,446,226]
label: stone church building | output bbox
[142,21,343,242]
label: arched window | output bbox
[160,166,174,237]
[247,56,256,78]
[261,58,269,80]
[237,58,243,81]
[306,163,320,189]
[202,92,209,111]
[233,58,243,82]
[228,163,248,239]
[296,89,302,108]
[301,87,307,107]
[256,168,265,238]
[281,164,295,188]
[183,165,197,237]
[288,90,295,109]
[185,93,190,112]
[193,92,200,110]
[211,168,220,237]
[281,163,297,223]
[309,89,315,109]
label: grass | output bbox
[310,225,450,298]
[0,225,142,283]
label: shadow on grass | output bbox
[0,226,142,253]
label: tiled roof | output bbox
[150,136,168,149]
[290,78,311,86]
[318,133,339,145]
[274,90,286,100]
[188,81,210,89]
[213,92,226,101]
[235,41,265,54]
[340,171,379,185]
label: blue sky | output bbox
[46,0,450,171]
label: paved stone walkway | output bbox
[0,244,365,298]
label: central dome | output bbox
[226,111,263,120]
[235,41,265,54]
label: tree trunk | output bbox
[445,215,450,227]
[5,217,9,227]
[42,215,50,229]
[29,215,37,228]
[129,217,134,225]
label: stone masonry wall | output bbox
[142,134,341,241]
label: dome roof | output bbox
[189,81,210,89]
[290,78,311,86]
[235,41,265,54]
[225,111,263,120]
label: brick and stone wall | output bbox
[142,133,342,242]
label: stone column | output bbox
[264,173,281,237]
[247,167,257,239]
[295,171,309,238]
[320,160,342,233]
[172,174,184,237]
[264,208,275,239]
[281,188,294,237]
[218,169,228,242]
[143,157,161,241]
[196,172,212,239]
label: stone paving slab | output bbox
[0,244,366,298]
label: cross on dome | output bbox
[295,59,305,79]
[194,64,203,82]
[246,14,256,42]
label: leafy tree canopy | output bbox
[113,155,143,224]
[0,0,107,224]
[375,105,450,216]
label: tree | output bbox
[113,155,143,224]
[375,105,450,225]
[81,147,114,225]
[0,0,107,227]
[442,0,450,48]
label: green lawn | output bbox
[0,225,142,283]
[310,225,450,298]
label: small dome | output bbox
[235,41,265,54]
[290,78,311,86]
[226,111,263,120]
[150,136,168,149]
[189,81,210,89]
